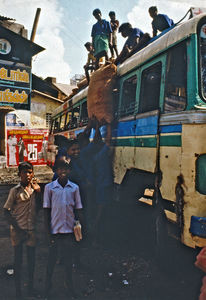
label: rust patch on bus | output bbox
[175,174,186,236]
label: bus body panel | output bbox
[180,124,206,247]
[112,112,158,184]
[113,147,157,185]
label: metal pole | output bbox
[30,8,41,42]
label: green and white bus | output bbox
[49,13,206,248]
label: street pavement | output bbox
[0,184,204,300]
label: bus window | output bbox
[60,113,66,131]
[71,106,80,128]
[199,24,206,99]
[54,117,60,133]
[120,75,137,117]
[65,111,72,130]
[139,62,162,113]
[64,112,69,130]
[80,101,88,126]
[164,42,187,112]
[196,154,206,195]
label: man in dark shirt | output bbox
[149,6,174,37]
[77,121,113,245]
[91,8,112,69]
[115,22,144,64]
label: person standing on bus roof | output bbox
[148,6,174,37]
[115,22,144,64]
[91,8,112,69]
[108,11,119,59]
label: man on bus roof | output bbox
[84,42,96,83]
[148,6,174,37]
[115,22,144,65]
[91,8,112,69]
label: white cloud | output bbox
[0,0,71,83]
[127,0,206,36]
[169,0,205,3]
[86,17,94,26]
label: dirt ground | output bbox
[0,184,204,300]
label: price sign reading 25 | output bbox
[27,144,38,161]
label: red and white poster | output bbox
[7,129,49,167]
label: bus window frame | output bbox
[197,17,206,102]
[53,115,60,133]
[196,154,206,195]
[118,69,138,118]
[138,56,166,114]
[58,112,65,132]
[64,111,69,130]
[79,98,88,126]
[71,103,80,128]
[163,40,188,113]
[63,112,67,131]
[50,97,88,134]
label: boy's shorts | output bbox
[112,34,117,46]
[10,226,36,247]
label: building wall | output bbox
[0,112,6,155]
[30,93,61,129]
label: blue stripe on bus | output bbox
[113,122,182,137]
[76,127,108,138]
[160,124,182,133]
[113,115,159,137]
[75,119,182,139]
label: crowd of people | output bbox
[3,120,113,300]
[84,6,174,82]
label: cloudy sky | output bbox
[1,0,205,83]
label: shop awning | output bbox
[0,106,15,114]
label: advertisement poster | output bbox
[7,128,48,167]
[0,61,31,110]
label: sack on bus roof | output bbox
[77,78,88,89]
[87,63,117,125]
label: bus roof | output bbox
[52,13,206,118]
[52,86,88,117]
[118,13,206,76]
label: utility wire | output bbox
[174,8,192,26]
[61,28,83,48]
[61,19,88,46]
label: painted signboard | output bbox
[7,128,49,167]
[0,39,11,55]
[0,60,31,110]
[6,112,25,127]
